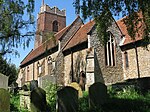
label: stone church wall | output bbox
[19,50,59,86]
[54,17,83,85]
[64,49,87,86]
[90,25,124,85]
[123,44,150,80]
[60,17,83,48]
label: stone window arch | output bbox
[47,56,53,75]
[104,32,116,66]
[27,66,29,81]
[37,62,42,77]
[124,51,129,69]
[53,20,58,32]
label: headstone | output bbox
[0,73,8,90]
[20,90,31,110]
[38,75,56,88]
[89,82,108,109]
[68,82,83,98]
[30,80,38,91]
[0,88,10,112]
[30,87,47,111]
[57,86,78,112]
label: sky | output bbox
[10,0,76,67]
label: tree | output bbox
[73,0,150,44]
[0,0,35,56]
[0,55,18,85]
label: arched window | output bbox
[104,32,116,66]
[27,66,29,81]
[47,56,53,75]
[124,51,129,69]
[37,62,42,76]
[53,20,58,32]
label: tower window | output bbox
[53,20,58,32]
[104,32,116,66]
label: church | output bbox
[17,1,150,90]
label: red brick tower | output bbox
[34,0,66,48]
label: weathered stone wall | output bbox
[54,17,83,85]
[18,50,59,86]
[64,49,87,86]
[60,17,83,48]
[90,24,124,85]
[123,44,150,80]
[54,52,65,85]
[64,54,71,85]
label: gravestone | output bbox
[0,73,8,90]
[30,87,47,111]
[38,75,56,88]
[89,82,108,109]
[0,88,10,112]
[20,90,31,110]
[30,80,38,91]
[57,86,78,112]
[68,82,83,98]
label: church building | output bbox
[17,1,150,89]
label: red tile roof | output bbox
[20,16,81,66]
[56,25,70,40]
[20,26,70,66]
[117,12,144,45]
[20,13,145,66]
[63,20,95,51]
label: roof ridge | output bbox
[20,49,33,65]
[55,25,70,37]
[58,15,83,40]
[62,25,82,51]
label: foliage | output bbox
[73,0,150,45]
[78,91,89,112]
[113,86,142,100]
[44,82,57,112]
[10,93,29,112]
[10,93,20,111]
[78,87,150,112]
[0,0,35,55]
[0,55,18,85]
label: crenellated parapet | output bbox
[40,4,66,16]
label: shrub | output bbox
[10,94,19,111]
[78,91,89,112]
[44,83,57,112]
[10,93,29,112]
[114,87,143,100]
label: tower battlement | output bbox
[40,5,66,16]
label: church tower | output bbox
[34,0,66,48]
